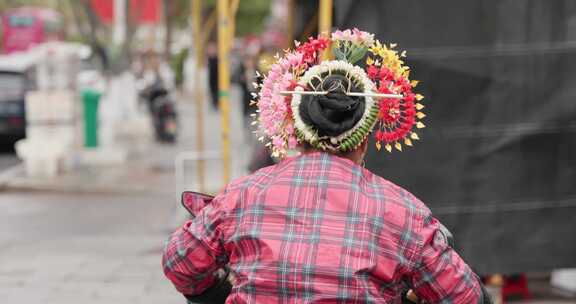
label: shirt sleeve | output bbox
[408,215,483,303]
[162,202,229,296]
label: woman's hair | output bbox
[298,73,366,138]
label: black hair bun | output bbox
[299,74,365,137]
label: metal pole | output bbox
[192,0,206,192]
[319,0,333,60]
[217,0,231,184]
[229,0,240,41]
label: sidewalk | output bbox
[0,85,253,196]
[0,157,175,195]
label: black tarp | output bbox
[334,0,576,274]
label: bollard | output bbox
[81,89,101,148]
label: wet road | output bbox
[0,191,182,304]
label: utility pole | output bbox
[192,0,206,192]
[164,0,173,61]
[217,0,232,184]
[319,0,333,60]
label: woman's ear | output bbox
[351,138,369,165]
[361,138,369,156]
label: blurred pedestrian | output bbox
[163,29,492,303]
[207,41,219,111]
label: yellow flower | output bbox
[366,57,374,65]
[369,40,385,56]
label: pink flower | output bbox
[342,29,353,40]
[279,59,291,70]
[261,119,273,133]
[271,87,286,105]
[273,136,285,148]
[255,49,304,155]
[272,111,285,122]
[352,28,362,43]
[331,30,344,40]
[261,87,272,98]
[267,70,280,82]
[270,64,282,75]
[333,28,374,46]
[287,52,303,66]
[280,80,292,89]
[287,136,298,149]
[351,28,374,45]
[282,72,293,81]
[360,32,374,45]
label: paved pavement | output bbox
[0,191,182,304]
[0,153,19,170]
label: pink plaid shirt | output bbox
[163,152,483,303]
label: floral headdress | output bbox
[253,28,425,157]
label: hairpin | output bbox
[280,91,403,99]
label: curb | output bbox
[0,164,174,195]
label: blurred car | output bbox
[0,53,36,141]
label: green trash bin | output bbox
[81,89,101,148]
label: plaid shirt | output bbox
[163,152,483,303]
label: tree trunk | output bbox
[164,0,173,61]
[69,0,110,72]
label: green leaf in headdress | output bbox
[347,47,368,65]
[332,45,347,61]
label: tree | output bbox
[0,0,55,10]
[202,0,272,37]
[67,0,140,73]
[67,0,111,71]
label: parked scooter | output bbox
[140,81,178,143]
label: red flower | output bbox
[404,108,416,116]
[382,133,389,142]
[400,122,412,132]
[404,116,416,126]
[287,81,298,90]
[375,130,385,141]
[376,95,419,143]
[404,92,415,103]
[395,129,409,141]
[311,37,329,50]
[367,65,379,80]
[379,97,401,125]
[296,36,330,65]
[379,67,394,81]
[376,83,387,93]
[402,84,412,93]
